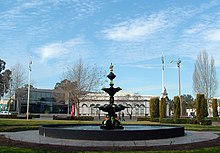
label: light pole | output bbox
[26,56,32,120]
[170,59,182,116]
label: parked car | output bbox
[0,111,11,115]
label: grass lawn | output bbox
[0,118,219,153]
[0,146,219,153]
[0,119,219,132]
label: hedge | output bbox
[0,114,36,119]
[208,117,220,121]
[53,115,94,121]
[150,118,159,122]
[159,118,174,124]
[137,117,151,121]
[199,119,212,125]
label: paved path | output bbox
[1,130,219,148]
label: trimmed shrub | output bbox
[159,118,174,124]
[175,118,189,124]
[150,97,159,120]
[160,118,197,124]
[137,117,151,121]
[0,114,17,119]
[150,118,159,122]
[0,114,34,119]
[196,93,205,122]
[160,97,166,120]
[173,96,180,123]
[188,118,197,124]
[212,98,218,117]
[53,115,94,121]
[204,98,208,117]
[208,117,220,121]
[200,119,212,125]
[72,116,94,121]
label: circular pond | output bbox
[39,124,185,141]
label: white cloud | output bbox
[102,13,167,42]
[184,24,206,34]
[36,38,85,62]
[206,29,220,41]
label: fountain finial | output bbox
[110,63,113,72]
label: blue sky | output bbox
[1,0,220,99]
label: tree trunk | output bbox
[75,99,80,116]
[16,97,20,114]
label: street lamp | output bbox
[170,59,182,116]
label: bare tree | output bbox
[61,59,104,116]
[124,94,133,119]
[11,63,26,114]
[193,50,218,99]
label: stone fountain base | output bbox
[39,124,185,141]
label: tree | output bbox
[54,79,76,114]
[193,50,218,100]
[125,93,142,119]
[124,94,133,119]
[204,98,208,117]
[0,59,12,98]
[195,93,205,122]
[212,98,218,117]
[182,94,195,110]
[60,59,104,116]
[173,96,180,123]
[160,97,166,120]
[10,63,26,113]
[150,97,159,120]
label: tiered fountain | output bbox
[39,64,185,141]
[99,63,127,129]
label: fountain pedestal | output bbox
[99,63,127,129]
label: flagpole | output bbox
[26,56,32,120]
[161,51,164,93]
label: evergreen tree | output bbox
[173,96,180,123]
[196,93,205,122]
[212,98,218,117]
[204,98,208,117]
[150,97,159,120]
[160,97,166,120]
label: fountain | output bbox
[39,64,185,141]
[99,63,127,129]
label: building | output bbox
[80,92,151,117]
[15,88,65,114]
[14,87,153,116]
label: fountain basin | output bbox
[39,124,185,141]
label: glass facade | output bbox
[16,88,67,114]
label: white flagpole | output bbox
[161,51,165,93]
[26,56,32,120]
